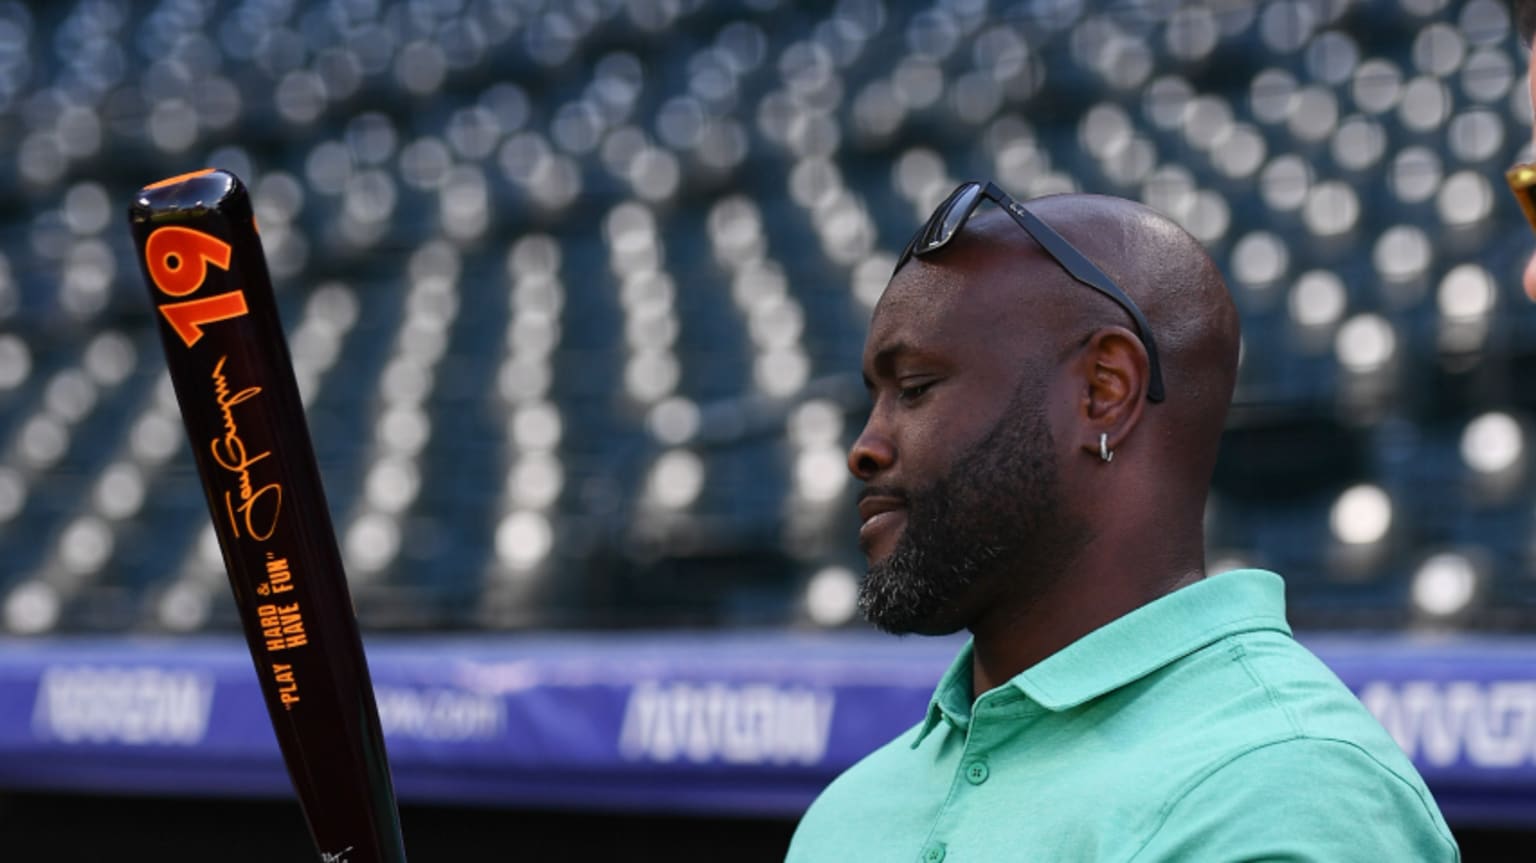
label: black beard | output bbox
[857,381,1072,635]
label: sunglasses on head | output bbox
[894,181,1166,404]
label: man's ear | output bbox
[1076,326,1149,459]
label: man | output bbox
[786,184,1458,861]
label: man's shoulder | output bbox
[802,717,927,805]
[1119,628,1435,803]
[1129,735,1459,861]
[1123,633,1459,860]
[1214,630,1416,756]
[786,720,933,861]
[1148,628,1404,745]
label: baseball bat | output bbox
[128,168,407,863]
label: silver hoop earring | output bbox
[1099,433,1114,464]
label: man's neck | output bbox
[967,543,1205,700]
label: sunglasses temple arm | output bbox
[993,192,1166,402]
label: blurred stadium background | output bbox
[1,0,1535,858]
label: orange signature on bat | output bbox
[210,356,282,541]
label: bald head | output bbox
[892,193,1239,475]
[1025,194,1241,451]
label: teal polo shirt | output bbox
[787,570,1458,862]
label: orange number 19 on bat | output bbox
[145,224,249,348]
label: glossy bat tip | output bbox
[130,169,245,221]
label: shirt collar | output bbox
[913,569,1290,746]
[914,640,978,745]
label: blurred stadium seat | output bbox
[0,0,1534,639]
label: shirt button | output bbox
[965,760,990,785]
[922,842,946,863]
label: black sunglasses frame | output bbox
[894,181,1166,403]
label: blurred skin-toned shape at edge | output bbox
[1518,22,1536,300]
